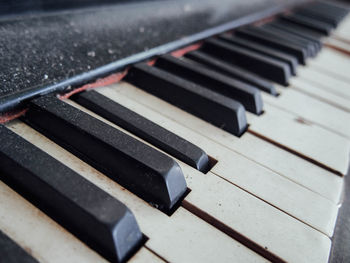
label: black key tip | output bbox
[195,150,211,173]
[160,161,187,212]
[111,208,144,262]
[236,104,248,136]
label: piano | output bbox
[0,0,350,262]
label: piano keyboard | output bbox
[1,0,350,262]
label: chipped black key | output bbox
[0,230,39,263]
[185,50,278,95]
[22,96,187,212]
[235,27,307,64]
[125,63,247,136]
[219,35,298,75]
[73,90,210,173]
[0,125,143,262]
[153,54,263,114]
[201,38,291,85]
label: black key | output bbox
[280,14,333,35]
[0,125,143,262]
[273,20,325,40]
[201,38,291,85]
[235,27,307,64]
[154,54,263,115]
[308,1,349,18]
[185,50,278,95]
[294,9,339,27]
[219,35,298,75]
[125,63,247,136]
[299,5,345,24]
[300,2,346,22]
[0,230,39,263]
[269,21,323,51]
[260,25,318,57]
[23,96,187,212]
[73,90,210,173]
[252,26,314,57]
[242,26,312,57]
[310,1,349,12]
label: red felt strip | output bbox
[59,70,128,100]
[0,109,28,124]
[171,43,202,57]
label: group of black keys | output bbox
[0,1,348,262]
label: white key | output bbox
[182,165,332,263]
[333,32,350,43]
[232,133,343,204]
[325,37,350,54]
[129,247,165,263]
[298,67,350,100]
[262,87,350,139]
[101,82,344,203]
[334,15,350,40]
[248,105,350,176]
[94,85,339,236]
[315,47,350,68]
[0,181,109,263]
[309,48,350,81]
[290,78,350,113]
[7,121,266,263]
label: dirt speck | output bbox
[295,117,312,126]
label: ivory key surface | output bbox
[290,78,350,113]
[262,87,350,139]
[309,48,350,81]
[325,37,350,54]
[248,104,350,175]
[334,15,350,41]
[297,67,350,100]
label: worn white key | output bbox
[309,48,350,81]
[333,32,350,43]
[129,248,165,263]
[290,78,350,113]
[314,47,350,68]
[94,85,339,236]
[182,165,332,263]
[102,82,344,203]
[232,133,344,204]
[325,37,350,54]
[298,67,350,100]
[0,181,109,263]
[334,15,350,40]
[262,87,350,139]
[248,105,350,176]
[7,121,266,263]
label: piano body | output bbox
[1,0,350,262]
